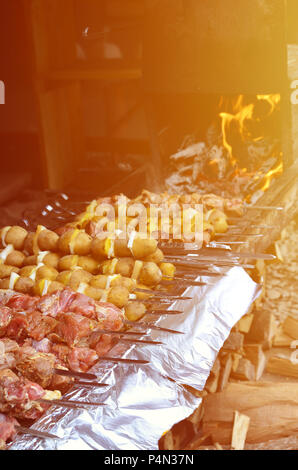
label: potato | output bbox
[38,229,59,252]
[58,255,79,272]
[14,277,34,294]
[68,269,92,290]
[35,265,58,282]
[43,253,60,269]
[19,266,37,278]
[47,281,65,295]
[91,238,109,260]
[142,248,164,264]
[23,232,35,255]
[138,262,162,286]
[0,265,19,279]
[159,262,176,280]
[5,251,26,268]
[90,274,108,290]
[107,286,129,309]
[112,276,135,291]
[83,286,103,301]
[115,258,134,278]
[56,271,72,286]
[25,253,60,269]
[130,237,157,259]
[58,230,92,256]
[4,226,28,250]
[124,301,147,322]
[207,209,228,234]
[78,256,99,274]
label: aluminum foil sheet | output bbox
[11,266,260,450]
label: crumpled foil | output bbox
[11,266,260,450]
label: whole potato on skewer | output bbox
[58,255,99,274]
[4,250,26,268]
[142,248,164,264]
[24,253,60,270]
[125,301,147,322]
[0,265,19,279]
[37,229,59,252]
[0,226,28,250]
[159,262,176,280]
[138,262,162,287]
[58,229,92,256]
[35,265,58,282]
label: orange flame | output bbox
[261,161,283,192]
[219,94,280,166]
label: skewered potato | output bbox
[37,229,59,252]
[125,301,147,322]
[0,276,34,294]
[58,229,92,256]
[0,226,28,250]
[24,253,60,270]
[142,248,164,264]
[4,250,26,268]
[23,232,35,255]
[35,266,58,282]
[58,255,98,274]
[56,269,92,290]
[107,285,130,309]
[0,265,19,279]
[138,262,162,286]
[159,262,176,280]
[206,209,228,234]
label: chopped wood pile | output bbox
[160,218,298,450]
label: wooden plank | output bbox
[231,411,250,450]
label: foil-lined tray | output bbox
[11,267,260,450]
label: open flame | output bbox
[219,93,282,194]
[261,161,283,192]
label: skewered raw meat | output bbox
[0,413,18,449]
[0,368,60,420]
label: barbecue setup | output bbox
[0,0,298,452]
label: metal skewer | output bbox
[16,426,61,440]
[244,204,284,211]
[101,357,149,365]
[54,369,97,381]
[146,309,184,315]
[40,399,106,408]
[125,320,184,335]
[75,381,109,388]
[120,338,163,345]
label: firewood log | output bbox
[202,382,298,444]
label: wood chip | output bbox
[231,411,250,450]
[231,358,255,381]
[243,344,266,381]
